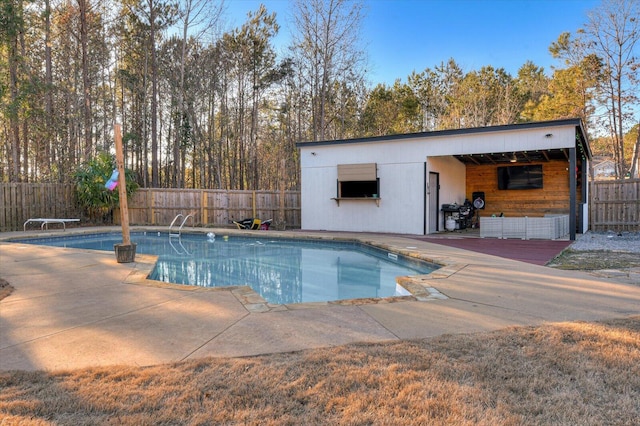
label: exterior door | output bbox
[428,172,439,233]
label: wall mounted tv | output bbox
[497,165,543,190]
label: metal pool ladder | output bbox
[169,213,193,238]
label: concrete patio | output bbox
[1,227,639,372]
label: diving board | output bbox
[24,218,80,231]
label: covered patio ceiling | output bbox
[453,148,570,165]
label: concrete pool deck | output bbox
[1,226,639,372]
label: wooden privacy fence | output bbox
[4,182,637,233]
[114,188,301,229]
[590,179,640,232]
[0,184,300,232]
[0,183,82,232]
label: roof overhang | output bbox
[296,119,592,165]
[453,148,571,165]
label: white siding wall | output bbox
[418,126,577,156]
[300,142,431,234]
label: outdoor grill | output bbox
[441,202,474,230]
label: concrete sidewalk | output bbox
[1,228,639,372]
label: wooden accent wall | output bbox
[465,160,578,217]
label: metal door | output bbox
[428,172,439,233]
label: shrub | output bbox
[74,152,138,223]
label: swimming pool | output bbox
[11,232,439,305]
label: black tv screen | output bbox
[497,165,543,190]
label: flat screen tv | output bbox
[497,165,543,190]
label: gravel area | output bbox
[570,231,640,253]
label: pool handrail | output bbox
[169,213,194,237]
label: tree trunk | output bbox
[630,121,640,179]
[8,21,20,182]
[43,0,53,178]
[79,0,93,161]
[150,0,159,187]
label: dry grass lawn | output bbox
[1,317,639,425]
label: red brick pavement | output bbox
[415,235,572,266]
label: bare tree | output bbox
[290,0,366,141]
[43,0,53,178]
[124,0,177,187]
[174,0,224,187]
[584,0,639,178]
[78,0,93,161]
[1,0,24,181]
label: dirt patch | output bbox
[0,278,14,301]
[548,250,640,270]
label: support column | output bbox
[569,147,576,241]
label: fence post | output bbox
[145,189,151,225]
[201,189,207,225]
[279,187,285,230]
[279,158,286,230]
[252,190,256,218]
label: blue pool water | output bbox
[12,232,438,305]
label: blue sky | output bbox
[224,0,602,86]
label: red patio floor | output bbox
[415,234,572,266]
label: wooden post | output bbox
[114,123,131,247]
[279,159,286,230]
[252,190,256,218]
[148,189,153,225]
[201,189,207,225]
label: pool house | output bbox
[296,118,591,240]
